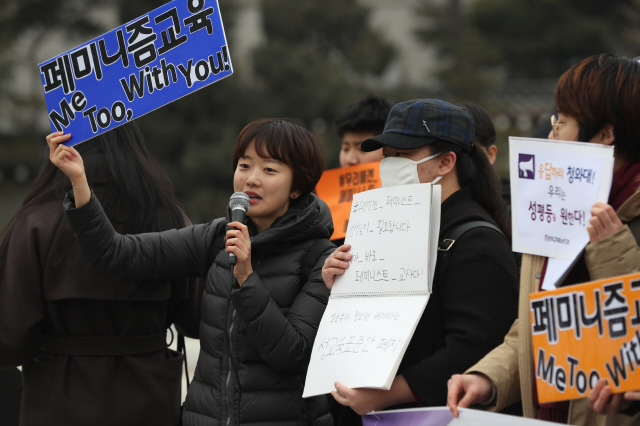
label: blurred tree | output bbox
[417,0,640,99]
[126,0,396,222]
[416,0,502,101]
[255,0,397,170]
[260,0,394,76]
[0,0,113,228]
[0,0,108,131]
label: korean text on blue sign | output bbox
[39,0,232,146]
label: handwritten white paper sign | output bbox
[510,137,614,260]
[303,183,438,397]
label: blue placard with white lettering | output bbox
[39,0,232,146]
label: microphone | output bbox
[227,192,250,266]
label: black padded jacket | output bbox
[64,191,335,426]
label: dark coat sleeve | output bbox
[401,228,519,406]
[230,246,333,374]
[172,276,204,339]
[0,211,48,369]
[170,212,204,339]
[64,190,225,281]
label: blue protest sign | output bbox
[39,0,232,146]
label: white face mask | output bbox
[380,152,443,187]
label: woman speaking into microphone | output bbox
[47,118,335,426]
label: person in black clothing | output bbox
[322,99,519,420]
[47,119,335,426]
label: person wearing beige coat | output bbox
[464,185,640,425]
[447,53,640,425]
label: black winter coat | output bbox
[332,187,520,426]
[1,184,201,426]
[400,187,519,404]
[64,191,335,426]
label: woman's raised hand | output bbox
[46,132,90,207]
[321,244,351,290]
[226,222,253,285]
[47,132,84,180]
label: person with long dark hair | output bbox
[0,122,201,426]
[47,118,335,426]
[457,101,514,206]
[447,54,640,426]
[322,99,518,420]
[457,102,499,165]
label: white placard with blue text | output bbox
[510,137,614,260]
[39,0,232,146]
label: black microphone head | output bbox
[229,192,250,212]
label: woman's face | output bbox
[549,112,581,142]
[233,141,300,233]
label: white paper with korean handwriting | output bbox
[331,183,433,295]
[303,183,434,398]
[510,137,614,260]
[302,295,429,397]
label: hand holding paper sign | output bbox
[587,379,631,415]
[47,132,80,177]
[46,132,90,207]
[331,376,414,415]
[588,202,624,243]
[446,373,493,417]
[321,244,352,289]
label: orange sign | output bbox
[315,162,381,241]
[530,272,640,403]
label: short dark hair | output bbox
[335,95,393,138]
[233,119,325,196]
[555,53,640,161]
[457,102,496,150]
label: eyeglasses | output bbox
[550,115,579,139]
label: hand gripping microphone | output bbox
[227,192,251,266]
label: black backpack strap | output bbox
[300,239,336,284]
[436,221,507,288]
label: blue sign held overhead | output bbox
[39,0,232,146]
